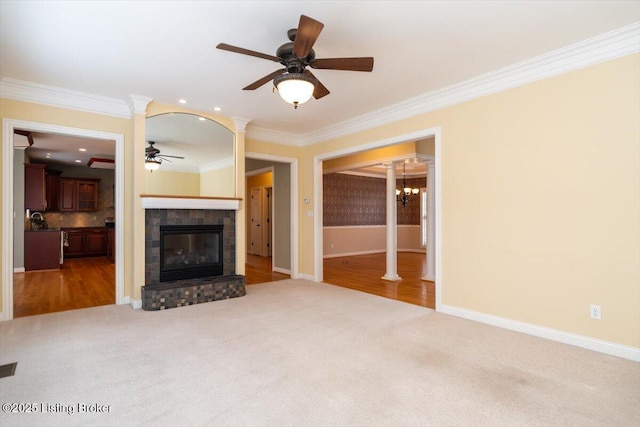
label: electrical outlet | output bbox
[590,304,601,320]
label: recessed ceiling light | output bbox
[198,117,206,121]
[178,99,187,104]
[75,159,82,163]
[46,152,51,155]
[78,148,87,152]
[214,107,221,112]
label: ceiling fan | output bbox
[217,14,374,108]
[145,141,184,171]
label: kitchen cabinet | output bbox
[59,178,100,212]
[64,229,86,257]
[24,163,47,211]
[106,227,115,263]
[63,227,108,258]
[24,230,61,271]
[85,228,108,255]
[45,170,62,211]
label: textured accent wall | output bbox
[323,173,424,226]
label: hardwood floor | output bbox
[323,252,435,309]
[245,254,290,285]
[13,257,115,318]
[13,253,431,318]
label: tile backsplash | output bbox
[44,209,115,228]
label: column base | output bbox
[381,274,402,281]
[421,275,435,282]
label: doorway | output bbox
[2,119,125,320]
[245,154,298,281]
[313,127,442,310]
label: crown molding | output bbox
[231,116,252,133]
[128,94,154,116]
[245,125,304,146]
[300,22,640,146]
[199,156,234,173]
[0,77,131,118]
[1,23,638,143]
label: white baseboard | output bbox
[273,266,291,275]
[298,273,316,281]
[0,312,9,322]
[323,249,385,259]
[440,304,640,362]
[13,267,25,273]
[324,249,426,259]
[398,249,426,254]
[117,296,141,310]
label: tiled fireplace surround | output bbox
[142,209,246,310]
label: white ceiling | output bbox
[22,131,115,168]
[1,1,638,145]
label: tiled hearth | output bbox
[142,208,245,310]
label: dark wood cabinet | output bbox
[64,229,86,257]
[63,227,107,258]
[85,228,108,255]
[59,179,76,211]
[24,164,47,211]
[106,227,115,263]
[24,230,61,271]
[59,178,100,212]
[45,170,62,211]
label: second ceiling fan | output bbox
[217,15,374,108]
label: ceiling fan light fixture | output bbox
[145,157,161,171]
[274,72,315,109]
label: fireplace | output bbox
[142,207,245,311]
[160,224,223,282]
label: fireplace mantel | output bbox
[140,194,241,210]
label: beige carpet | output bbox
[0,279,638,427]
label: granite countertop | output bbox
[25,228,62,232]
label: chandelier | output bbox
[396,163,420,207]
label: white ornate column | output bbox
[232,116,251,276]
[129,94,153,305]
[382,162,401,281]
[422,161,436,281]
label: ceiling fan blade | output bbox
[310,57,374,72]
[293,15,324,58]
[243,69,286,90]
[158,154,184,160]
[304,70,330,99]
[216,43,281,62]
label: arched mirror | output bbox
[145,113,235,197]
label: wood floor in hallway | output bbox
[323,252,435,309]
[13,257,115,318]
[245,254,290,285]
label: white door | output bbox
[250,187,262,255]
[264,187,273,257]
